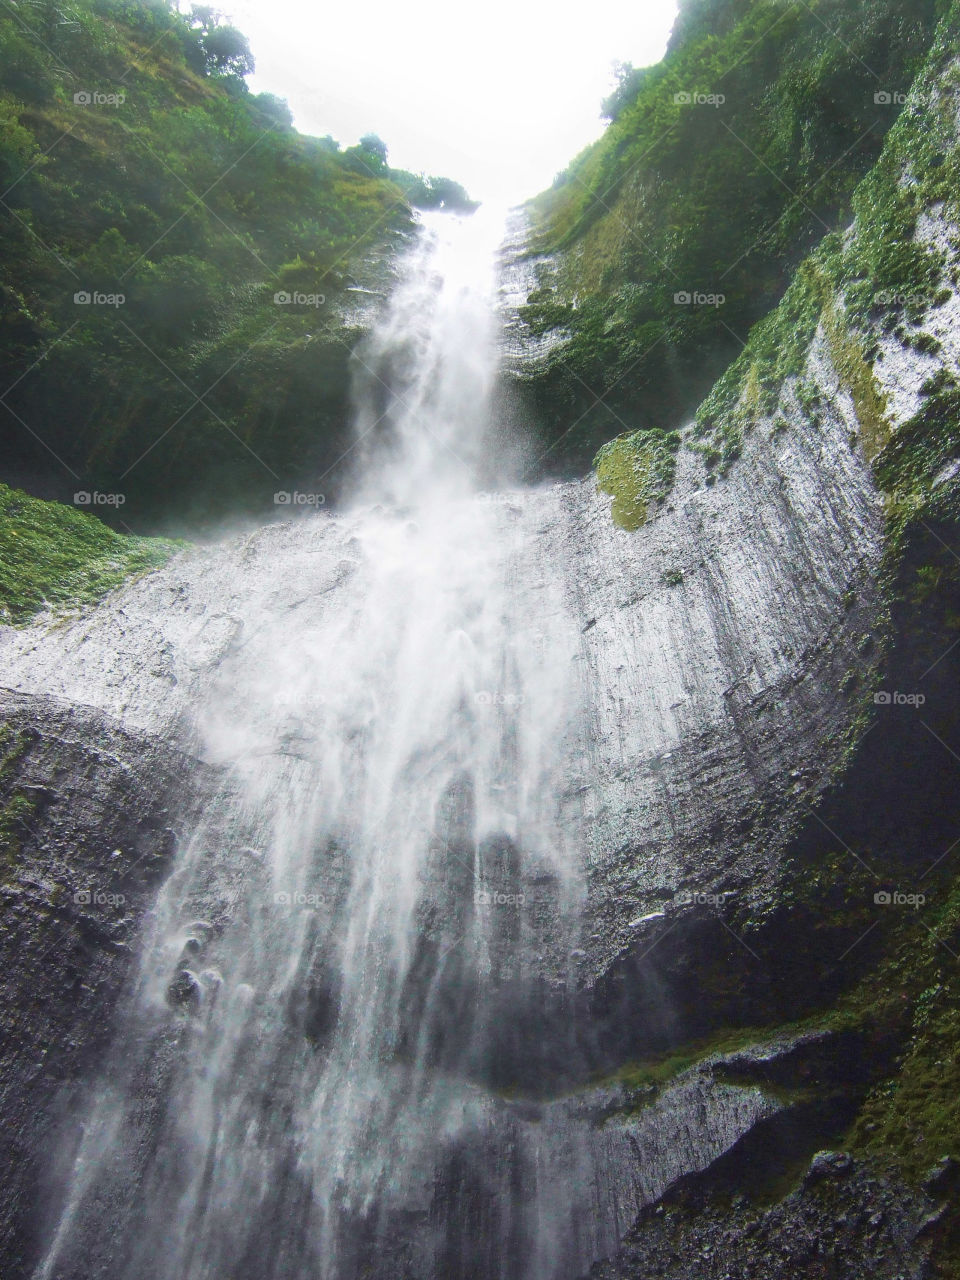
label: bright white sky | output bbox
[222,0,680,205]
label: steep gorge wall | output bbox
[2,7,960,1277]
[504,0,946,473]
[0,0,431,529]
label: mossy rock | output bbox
[0,484,184,625]
[594,429,681,530]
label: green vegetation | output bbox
[0,0,472,528]
[0,482,181,624]
[594,428,681,529]
[684,0,960,488]
[0,724,33,874]
[760,836,960,1192]
[597,1021,816,1109]
[590,868,960,1197]
[877,375,960,523]
[822,294,891,460]
[692,248,839,469]
[690,241,894,468]
[516,0,943,473]
[849,878,960,1182]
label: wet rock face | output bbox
[588,1154,937,1280]
[559,325,885,1008]
[496,210,568,377]
[324,1026,911,1280]
[0,323,888,1039]
[0,690,222,1278]
[0,220,893,1280]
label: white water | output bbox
[36,212,600,1280]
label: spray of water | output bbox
[35,211,604,1280]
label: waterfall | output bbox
[33,212,616,1280]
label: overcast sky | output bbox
[221,0,680,206]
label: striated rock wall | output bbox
[0,690,227,1275]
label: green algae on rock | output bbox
[594,429,681,530]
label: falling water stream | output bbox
[33,212,624,1280]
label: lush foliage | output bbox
[0,0,469,528]
[692,0,960,492]
[517,0,945,474]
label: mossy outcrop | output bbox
[594,429,680,529]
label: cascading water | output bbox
[32,212,622,1280]
[6,144,891,1280]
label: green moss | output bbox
[839,670,859,696]
[517,262,575,336]
[913,564,951,604]
[0,484,183,625]
[875,378,960,522]
[848,877,960,1182]
[602,871,960,1179]
[0,725,32,876]
[594,429,680,530]
[596,999,890,1117]
[822,294,892,460]
[692,249,839,465]
[771,801,960,1192]
[842,91,955,334]
[691,272,890,468]
[585,1022,810,1118]
[910,332,942,354]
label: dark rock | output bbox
[588,1161,933,1280]
[914,1206,948,1240]
[0,689,226,1278]
[166,969,201,1009]
[806,1150,855,1183]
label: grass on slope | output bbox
[0,484,182,625]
